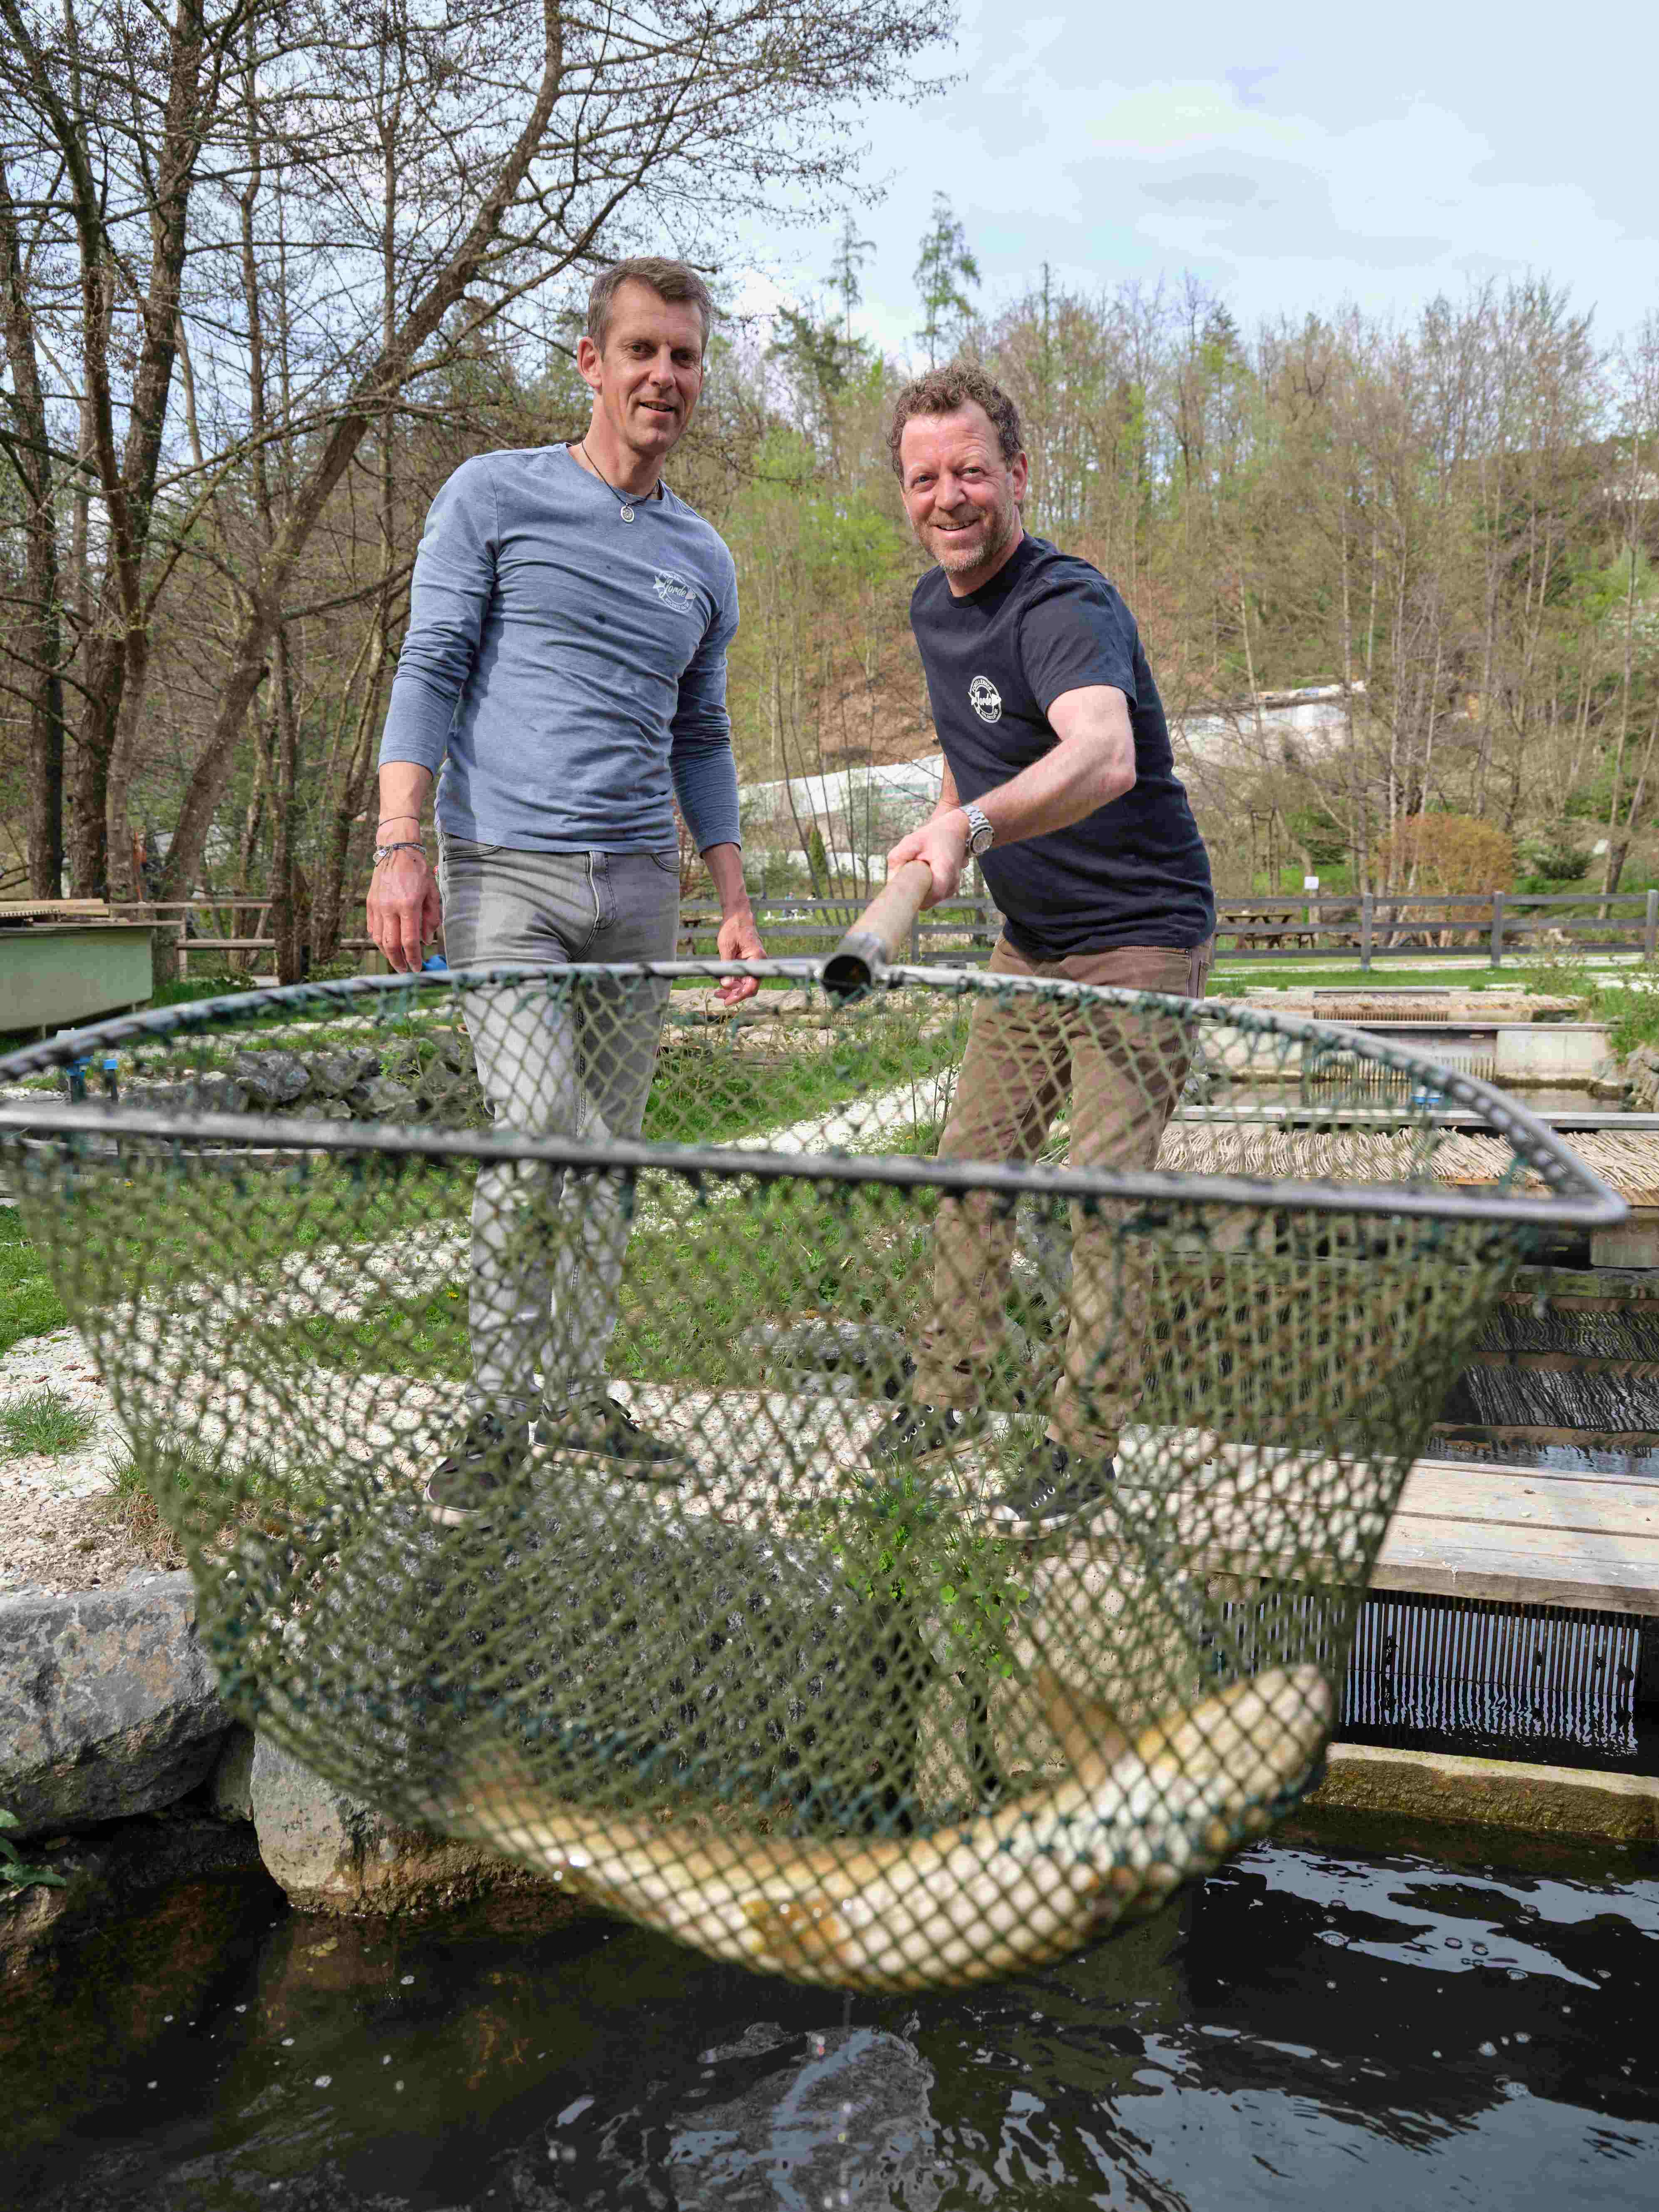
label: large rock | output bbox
[346,1073,418,1121]
[128,1074,248,1116]
[738,1318,914,1398]
[229,1049,311,1108]
[0,1574,232,1839]
[306,1047,381,1098]
[248,1732,582,1917]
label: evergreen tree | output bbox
[830,214,875,350]
[914,193,980,367]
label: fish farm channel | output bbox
[5,1812,1656,2210]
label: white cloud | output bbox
[735,0,1659,360]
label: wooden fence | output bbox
[108,887,1659,979]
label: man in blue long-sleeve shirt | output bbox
[368,256,764,1524]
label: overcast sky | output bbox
[731,0,1659,359]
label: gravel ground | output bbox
[0,1323,156,1596]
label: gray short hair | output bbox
[586,258,714,355]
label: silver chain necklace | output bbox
[577,440,658,524]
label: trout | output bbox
[425,1663,1331,1992]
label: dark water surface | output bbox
[5,1814,1657,2210]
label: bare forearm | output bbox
[701,841,752,921]
[930,758,960,818]
[974,728,1134,847]
[378,762,434,834]
[367,765,440,973]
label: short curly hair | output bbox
[887,365,1024,479]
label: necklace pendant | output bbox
[620,504,635,524]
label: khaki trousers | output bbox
[912,933,1213,1457]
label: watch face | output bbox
[970,826,994,856]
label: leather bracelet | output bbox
[372,841,426,866]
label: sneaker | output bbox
[421,1409,531,1527]
[862,1402,982,1472]
[990,1442,1116,1538]
[538,1392,687,1481]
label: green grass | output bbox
[1208,961,1579,994]
[0,1209,65,1353]
[232,1174,940,1390]
[0,1385,95,1458]
[1505,953,1659,1057]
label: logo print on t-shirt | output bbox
[653,568,695,607]
[969,675,1002,724]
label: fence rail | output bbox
[107,887,1659,978]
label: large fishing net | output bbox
[0,960,1619,1989]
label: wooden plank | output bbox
[1412,1453,1659,1489]
[1390,1472,1659,1541]
[1118,1455,1659,1616]
[1368,1532,1659,1616]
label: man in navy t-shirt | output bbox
[869,365,1215,1536]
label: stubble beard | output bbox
[926,497,1017,581]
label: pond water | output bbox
[5,1812,1657,2210]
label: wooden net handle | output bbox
[822,860,935,1000]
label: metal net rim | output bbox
[0,961,1624,1231]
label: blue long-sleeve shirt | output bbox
[378,443,742,852]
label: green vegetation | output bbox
[0,1210,65,1355]
[232,1175,939,1392]
[1515,954,1659,1056]
[821,1459,1031,1686]
[0,1386,94,1460]
[99,1438,284,1562]
[644,1013,961,1148]
[0,1810,65,1895]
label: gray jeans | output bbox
[440,838,680,1416]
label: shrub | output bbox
[1375,814,1515,894]
[1519,833,1592,884]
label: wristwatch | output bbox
[963,804,995,858]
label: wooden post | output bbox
[1490,890,1505,969]
[1360,893,1373,971]
[1645,889,1657,967]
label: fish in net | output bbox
[0,953,1619,1989]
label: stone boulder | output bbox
[346,1073,419,1121]
[738,1318,914,1398]
[248,1733,581,1918]
[228,1050,311,1108]
[307,1048,381,1099]
[0,1573,232,1838]
[129,1074,248,1117]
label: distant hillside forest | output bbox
[2,5,1656,977]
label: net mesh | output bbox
[0,963,1619,1990]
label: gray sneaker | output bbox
[862,1401,983,1472]
[990,1442,1116,1538]
[421,1409,532,1527]
[538,1392,687,1481]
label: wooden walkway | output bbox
[612,1386,1659,1624]
[1374,1457,1659,1616]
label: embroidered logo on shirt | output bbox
[653,568,695,607]
[969,675,1002,724]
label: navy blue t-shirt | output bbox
[910,534,1214,958]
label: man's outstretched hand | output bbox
[367,849,442,973]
